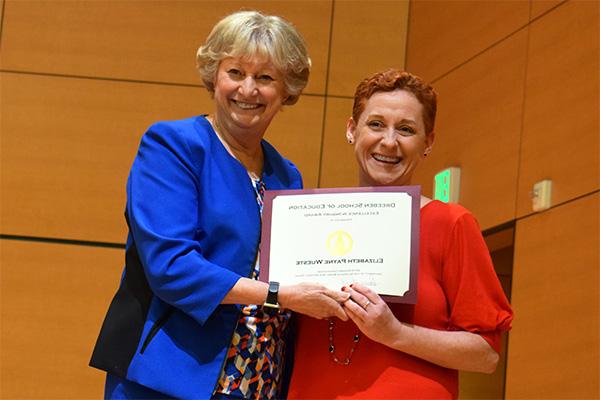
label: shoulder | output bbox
[145,115,213,148]
[261,139,303,189]
[423,200,474,227]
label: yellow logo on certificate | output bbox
[326,230,353,256]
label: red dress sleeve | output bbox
[441,211,513,353]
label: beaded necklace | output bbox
[328,319,360,365]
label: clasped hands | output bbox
[279,282,400,345]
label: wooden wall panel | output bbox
[406,0,529,82]
[1,72,324,241]
[319,97,359,188]
[517,0,599,217]
[0,239,123,398]
[264,95,325,189]
[506,193,599,398]
[0,0,4,33]
[0,0,331,95]
[411,31,528,230]
[530,0,566,19]
[328,0,409,97]
[1,72,209,242]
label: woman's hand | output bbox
[342,282,401,347]
[280,283,350,321]
[343,282,500,373]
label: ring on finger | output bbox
[362,300,371,310]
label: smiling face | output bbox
[347,89,434,187]
[213,56,288,139]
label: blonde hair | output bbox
[196,11,311,105]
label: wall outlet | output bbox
[532,179,552,212]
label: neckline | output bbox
[201,115,266,180]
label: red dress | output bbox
[287,201,513,399]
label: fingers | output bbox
[349,282,379,304]
[342,285,372,313]
[343,295,367,323]
[333,303,349,321]
[325,287,351,304]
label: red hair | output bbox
[352,69,437,134]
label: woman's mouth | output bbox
[372,153,401,164]
[232,100,262,110]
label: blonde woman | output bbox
[90,11,348,399]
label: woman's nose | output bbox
[380,129,397,146]
[239,77,258,96]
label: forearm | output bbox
[221,277,268,305]
[222,278,350,320]
[388,321,499,373]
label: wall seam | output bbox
[0,234,125,249]
[316,0,336,188]
[0,69,332,99]
[0,0,6,52]
[515,188,600,224]
[504,2,534,395]
[430,0,568,86]
[404,0,413,70]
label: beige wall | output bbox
[1,0,598,398]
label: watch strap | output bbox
[263,281,280,309]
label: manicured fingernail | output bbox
[341,286,347,291]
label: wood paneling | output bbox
[506,193,599,398]
[1,72,324,241]
[406,0,529,82]
[530,0,566,19]
[517,0,599,217]
[1,72,209,242]
[0,239,123,398]
[0,0,331,95]
[411,31,528,230]
[265,95,325,189]
[0,0,4,33]
[484,227,514,253]
[319,97,359,188]
[460,334,508,399]
[461,245,513,399]
[327,0,409,97]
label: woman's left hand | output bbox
[342,282,402,347]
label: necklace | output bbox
[328,319,360,365]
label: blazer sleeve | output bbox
[441,212,514,353]
[126,121,242,326]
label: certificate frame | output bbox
[259,186,420,304]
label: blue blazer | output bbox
[90,116,303,398]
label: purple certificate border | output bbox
[260,185,420,304]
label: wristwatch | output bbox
[263,281,280,309]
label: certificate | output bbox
[259,186,420,303]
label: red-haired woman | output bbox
[287,69,513,399]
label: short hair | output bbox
[196,10,311,105]
[352,69,437,134]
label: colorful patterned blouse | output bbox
[214,177,292,399]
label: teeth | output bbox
[373,154,401,164]
[235,101,260,110]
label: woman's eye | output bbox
[227,69,243,77]
[257,74,274,82]
[398,126,415,135]
[368,121,384,129]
